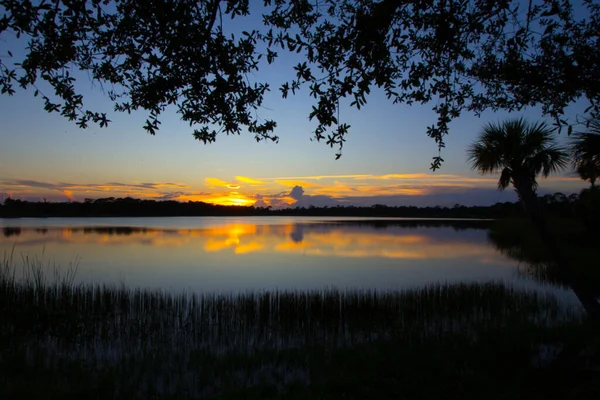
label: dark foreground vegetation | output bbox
[489,218,600,293]
[0,191,586,219]
[1,256,599,399]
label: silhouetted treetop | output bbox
[570,117,600,188]
[2,0,599,168]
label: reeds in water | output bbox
[0,254,585,399]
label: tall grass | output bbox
[0,254,587,399]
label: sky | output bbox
[0,2,591,208]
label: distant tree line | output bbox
[0,191,593,220]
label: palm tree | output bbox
[467,118,600,319]
[467,118,568,214]
[570,118,600,189]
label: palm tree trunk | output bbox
[514,180,600,320]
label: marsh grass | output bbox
[0,254,594,399]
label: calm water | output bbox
[0,216,577,300]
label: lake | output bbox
[0,216,577,301]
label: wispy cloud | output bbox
[204,178,240,189]
[265,174,373,181]
[274,179,321,188]
[235,176,267,185]
[0,179,192,202]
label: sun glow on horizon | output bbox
[175,193,257,206]
[0,172,585,207]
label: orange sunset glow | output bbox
[1,173,584,208]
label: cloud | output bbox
[253,194,268,208]
[0,179,195,203]
[286,185,346,208]
[151,183,189,189]
[236,176,267,185]
[279,185,521,208]
[1,171,587,208]
[249,190,296,209]
[9,179,59,190]
[274,180,320,188]
[1,179,189,192]
[204,178,240,189]
[289,186,305,201]
[151,192,188,201]
[336,188,519,207]
[267,199,290,209]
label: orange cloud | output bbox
[274,180,321,188]
[204,178,241,190]
[236,176,267,185]
[204,178,231,187]
[312,184,357,197]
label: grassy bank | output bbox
[0,255,598,399]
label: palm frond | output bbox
[467,118,568,194]
[523,120,556,153]
[498,167,512,190]
[569,118,600,186]
[467,120,514,174]
[570,133,600,168]
[535,146,570,178]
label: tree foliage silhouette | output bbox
[570,118,600,189]
[467,118,600,319]
[2,0,600,168]
[467,118,568,213]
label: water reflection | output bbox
[3,227,21,237]
[1,218,576,296]
[1,222,500,260]
[487,226,600,299]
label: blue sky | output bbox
[0,1,590,207]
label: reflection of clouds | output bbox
[1,223,500,261]
[235,241,265,254]
[290,225,304,243]
[272,232,491,259]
